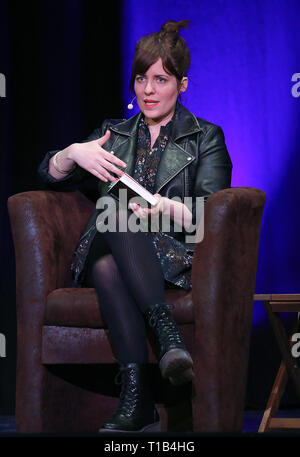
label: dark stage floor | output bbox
[0,410,300,435]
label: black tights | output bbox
[84,209,167,364]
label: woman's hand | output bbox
[49,130,127,182]
[67,130,127,182]
[128,194,166,219]
[128,193,193,230]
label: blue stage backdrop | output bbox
[121,0,300,324]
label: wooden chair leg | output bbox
[259,302,300,432]
[258,361,288,432]
[264,302,300,400]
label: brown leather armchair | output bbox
[8,187,266,433]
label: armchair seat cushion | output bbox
[44,287,194,328]
[45,288,105,328]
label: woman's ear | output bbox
[179,77,188,93]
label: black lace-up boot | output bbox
[145,303,194,386]
[99,363,160,433]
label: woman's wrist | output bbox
[49,147,76,178]
[53,150,76,174]
[65,143,77,161]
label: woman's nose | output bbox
[144,80,154,94]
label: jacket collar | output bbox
[110,102,203,141]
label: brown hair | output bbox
[129,20,190,94]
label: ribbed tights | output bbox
[84,209,166,364]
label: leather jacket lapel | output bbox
[109,111,142,177]
[109,135,136,176]
[99,133,137,197]
[154,139,195,193]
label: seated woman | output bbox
[38,19,232,433]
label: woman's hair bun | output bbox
[159,20,190,38]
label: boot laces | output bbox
[149,304,182,347]
[113,366,139,418]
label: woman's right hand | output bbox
[66,130,127,182]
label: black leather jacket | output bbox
[38,103,232,282]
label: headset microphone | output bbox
[127,96,136,110]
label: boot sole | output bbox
[99,421,161,434]
[159,349,194,386]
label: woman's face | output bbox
[134,58,187,126]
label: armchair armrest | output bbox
[192,187,266,306]
[191,187,266,431]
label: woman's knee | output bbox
[91,253,119,284]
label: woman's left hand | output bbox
[128,194,193,229]
[128,194,165,219]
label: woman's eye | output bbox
[136,76,145,83]
[157,77,167,83]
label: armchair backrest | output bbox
[8,190,94,297]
